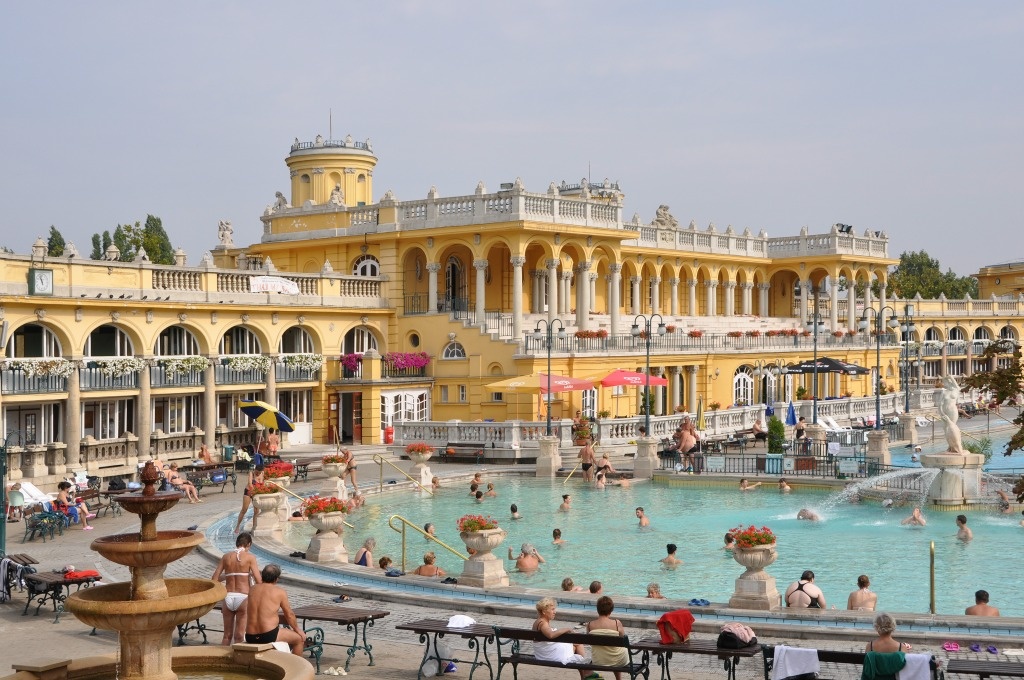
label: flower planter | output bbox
[323,462,347,479]
[309,511,347,535]
[732,543,777,575]
[251,492,284,542]
[266,476,290,489]
[459,528,509,588]
[252,493,282,514]
[728,543,781,611]
[307,511,349,563]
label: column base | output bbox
[633,438,659,479]
[306,531,348,563]
[728,575,781,611]
[535,437,562,478]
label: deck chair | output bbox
[822,415,852,432]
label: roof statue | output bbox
[328,184,345,206]
[217,219,234,247]
[652,205,679,229]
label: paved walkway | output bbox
[0,445,1016,679]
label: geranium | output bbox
[283,353,324,373]
[729,525,776,548]
[405,442,435,455]
[457,514,499,532]
[162,356,208,376]
[832,331,844,338]
[301,495,348,517]
[746,330,761,337]
[765,330,780,337]
[93,356,147,377]
[263,462,294,479]
[727,331,742,338]
[248,482,279,495]
[785,329,800,337]
[341,353,363,372]
[322,454,346,464]
[383,351,431,370]
[226,355,271,373]
[688,330,703,338]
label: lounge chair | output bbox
[822,415,853,432]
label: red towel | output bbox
[657,609,695,643]
[64,570,100,580]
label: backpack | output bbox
[108,478,127,491]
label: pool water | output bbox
[282,477,1024,616]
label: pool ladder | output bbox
[371,453,433,495]
[387,514,468,573]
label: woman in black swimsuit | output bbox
[234,465,266,533]
[865,612,911,652]
[784,570,826,608]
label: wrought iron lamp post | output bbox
[532,319,566,436]
[631,314,666,435]
[805,312,826,425]
[859,305,901,430]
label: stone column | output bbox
[899,413,919,447]
[65,359,82,470]
[609,264,621,336]
[654,371,665,415]
[669,278,680,316]
[965,341,973,377]
[204,357,217,459]
[511,256,526,342]
[138,358,153,453]
[668,366,682,413]
[535,436,562,477]
[651,277,661,315]
[759,283,770,317]
[741,283,753,316]
[688,280,697,316]
[724,282,736,316]
[630,276,641,315]
[830,282,839,332]
[589,272,598,312]
[264,353,278,407]
[687,366,698,412]
[865,279,873,311]
[705,281,717,316]
[799,281,810,322]
[847,288,858,334]
[530,270,541,314]
[561,271,572,320]
[866,429,891,466]
[427,262,441,313]
[576,261,591,330]
[879,283,887,313]
[547,259,559,321]
[474,259,488,323]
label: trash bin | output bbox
[765,453,783,475]
[384,426,394,444]
[222,445,235,462]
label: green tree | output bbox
[887,250,979,299]
[90,230,112,260]
[46,226,66,256]
[962,339,1024,461]
[141,214,175,264]
[767,416,786,453]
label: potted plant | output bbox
[322,453,347,478]
[728,524,778,574]
[340,353,362,373]
[572,417,593,445]
[795,386,808,400]
[727,331,742,338]
[665,325,677,333]
[708,401,721,411]
[249,481,283,512]
[457,513,505,557]
[746,330,761,337]
[597,409,611,419]
[767,416,786,453]
[263,461,294,488]
[688,329,703,338]
[405,442,435,467]
[302,495,350,533]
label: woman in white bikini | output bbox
[212,532,262,645]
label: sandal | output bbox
[970,644,981,653]
[988,646,999,655]
[943,642,960,652]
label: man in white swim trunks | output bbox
[212,532,261,645]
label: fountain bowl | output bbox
[66,578,226,632]
[115,490,186,516]
[92,531,205,567]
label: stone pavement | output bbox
[0,447,1007,679]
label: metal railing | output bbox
[387,514,467,572]
[371,453,433,495]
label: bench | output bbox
[396,617,497,680]
[946,660,1024,679]
[632,636,759,680]
[1,554,38,603]
[186,467,237,494]
[493,625,648,680]
[762,645,941,680]
[438,443,485,465]
[23,572,100,623]
[22,507,67,542]
[293,459,322,483]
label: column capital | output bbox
[561,271,573,281]
[630,276,642,284]
[510,255,527,267]
[576,260,591,273]
[651,277,662,284]
[758,283,771,291]
[426,262,442,273]
[741,282,754,290]
[589,273,598,282]
[668,366,682,375]
[704,280,717,288]
[608,263,622,274]
[724,281,736,289]
[688,279,697,288]
[686,365,698,374]
[669,277,680,286]
[546,259,560,270]
[473,259,489,270]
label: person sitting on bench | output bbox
[167,463,202,503]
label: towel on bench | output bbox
[64,570,101,580]
[772,645,820,680]
[862,651,905,680]
[657,609,695,643]
[898,654,932,680]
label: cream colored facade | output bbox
[3,134,1018,490]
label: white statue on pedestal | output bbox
[937,375,964,453]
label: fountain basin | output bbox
[115,491,185,516]
[92,531,205,567]
[66,579,225,631]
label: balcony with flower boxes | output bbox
[0,358,73,395]
[276,354,323,383]
[337,351,431,383]
[80,364,141,391]
[216,355,272,385]
[151,357,208,388]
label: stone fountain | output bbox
[919,380,985,506]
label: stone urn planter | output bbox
[459,528,509,588]
[251,492,284,541]
[267,475,290,489]
[323,462,347,479]
[321,462,349,499]
[728,543,780,611]
[252,492,282,515]
[405,445,435,487]
[306,511,349,563]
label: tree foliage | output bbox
[767,416,786,454]
[46,226,65,257]
[887,250,978,300]
[90,215,174,264]
[962,339,1024,462]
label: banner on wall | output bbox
[250,276,300,295]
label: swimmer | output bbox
[739,478,761,491]
[561,577,585,592]
[956,514,973,542]
[509,543,545,571]
[431,476,441,491]
[423,522,436,537]
[595,472,606,490]
[660,543,682,567]
[469,483,479,497]
[646,582,667,599]
[636,507,650,527]
[901,507,927,526]
[485,482,497,497]
[995,490,1013,514]
[778,478,792,493]
[511,503,522,519]
[797,508,821,521]
[552,528,566,545]
[559,494,572,512]
[474,490,484,503]
[723,533,736,551]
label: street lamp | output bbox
[897,304,917,414]
[533,319,567,436]
[752,359,789,407]
[859,305,901,430]
[631,314,666,435]
[805,312,826,424]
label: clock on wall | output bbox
[28,268,54,296]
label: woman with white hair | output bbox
[353,538,375,567]
[865,613,912,652]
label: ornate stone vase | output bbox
[459,528,509,588]
[733,543,778,577]
[267,475,290,489]
[251,492,282,514]
[323,462,347,479]
[460,527,506,559]
[408,451,433,467]
[308,511,347,536]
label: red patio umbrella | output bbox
[599,369,669,388]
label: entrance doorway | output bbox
[339,392,363,444]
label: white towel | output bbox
[447,615,476,628]
[898,653,931,680]
[270,641,292,654]
[772,646,820,680]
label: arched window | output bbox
[5,323,63,357]
[948,327,966,342]
[219,327,262,355]
[732,367,753,406]
[353,255,380,277]
[442,342,466,359]
[86,325,134,357]
[1000,325,1017,341]
[973,327,991,341]
[280,326,315,354]
[154,326,200,356]
[343,327,378,354]
[925,327,942,342]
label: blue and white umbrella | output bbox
[785,401,798,426]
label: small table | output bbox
[291,604,390,671]
[293,461,311,482]
[631,637,760,680]
[23,572,99,623]
[396,618,496,680]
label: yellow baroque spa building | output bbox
[1,133,1019,488]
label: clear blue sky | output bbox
[2,2,1021,275]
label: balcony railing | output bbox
[1,369,67,395]
[79,366,140,391]
[520,331,899,356]
[150,365,205,388]
[214,364,268,385]
[382,363,427,379]
[275,362,320,382]
[404,293,429,315]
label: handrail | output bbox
[372,454,433,495]
[387,514,468,572]
[269,480,354,528]
[563,460,582,484]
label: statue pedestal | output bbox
[459,529,509,588]
[414,464,433,488]
[920,453,984,505]
[866,430,891,466]
[321,477,349,500]
[804,423,828,443]
[899,414,919,447]
[252,494,284,543]
[728,545,781,611]
[633,438,658,479]
[306,513,349,563]
[535,437,562,477]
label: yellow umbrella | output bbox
[695,396,706,431]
